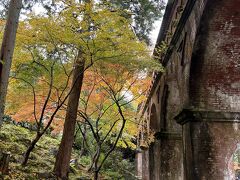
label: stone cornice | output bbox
[139,0,198,116]
[162,0,197,66]
[175,109,240,125]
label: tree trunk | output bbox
[54,51,85,179]
[0,152,10,174]
[94,170,99,180]
[0,0,22,126]
[79,123,87,157]
[22,133,42,166]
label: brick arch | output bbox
[137,0,240,179]
[149,103,159,180]
[149,103,158,132]
[177,1,240,179]
[189,0,240,111]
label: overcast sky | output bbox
[149,20,162,49]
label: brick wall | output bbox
[190,0,240,112]
[184,0,240,179]
[137,0,240,179]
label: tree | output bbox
[73,65,150,179]
[54,48,86,178]
[53,0,161,178]
[6,14,87,165]
[101,0,165,45]
[12,42,76,166]
[0,0,10,19]
[0,0,22,126]
[3,0,161,176]
[53,1,92,177]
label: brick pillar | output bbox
[136,151,143,179]
[175,110,240,180]
[142,149,150,180]
[177,0,240,179]
[138,134,182,180]
[154,132,183,180]
[139,141,160,180]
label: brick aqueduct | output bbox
[136,0,240,179]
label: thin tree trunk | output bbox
[0,152,10,174]
[90,144,100,179]
[93,155,100,180]
[94,170,99,180]
[79,136,85,157]
[54,51,85,179]
[0,0,22,126]
[79,123,87,157]
[22,133,42,166]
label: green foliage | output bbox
[7,0,163,121]
[15,1,162,71]
[233,149,240,163]
[75,144,137,179]
[2,0,164,179]
[0,122,136,179]
[101,150,136,180]
[0,123,59,179]
[100,0,165,45]
[153,41,168,60]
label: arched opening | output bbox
[160,85,168,131]
[150,103,158,132]
[149,103,158,179]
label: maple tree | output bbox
[3,0,161,170]
[73,64,151,179]
[50,1,161,178]
[0,1,163,179]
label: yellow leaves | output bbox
[77,63,151,150]
[6,0,160,144]
[0,19,5,36]
[14,1,159,72]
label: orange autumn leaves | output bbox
[6,64,151,135]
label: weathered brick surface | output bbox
[176,110,240,180]
[185,0,240,179]
[137,0,240,179]
[137,0,206,178]
[160,138,183,180]
[142,150,150,180]
[188,121,240,179]
[190,0,240,111]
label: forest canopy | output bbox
[0,0,164,179]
